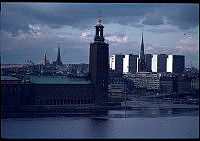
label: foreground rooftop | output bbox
[1,76,20,81]
[26,75,92,84]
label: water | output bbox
[1,103,199,139]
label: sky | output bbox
[0,3,199,68]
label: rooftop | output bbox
[27,75,92,84]
[1,76,20,81]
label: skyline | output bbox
[1,3,199,68]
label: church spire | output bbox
[57,46,61,62]
[140,30,145,60]
[55,45,62,66]
[138,30,146,72]
[44,52,47,65]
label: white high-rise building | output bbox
[123,55,129,74]
[152,55,158,72]
[167,55,173,73]
[123,54,138,74]
[109,57,112,69]
[136,56,140,72]
[167,55,185,73]
[110,54,125,73]
[152,54,168,72]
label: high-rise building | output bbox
[145,54,153,72]
[123,54,138,74]
[110,54,125,74]
[53,46,63,66]
[152,54,168,72]
[167,55,185,73]
[138,32,146,72]
[109,57,112,69]
[89,19,109,105]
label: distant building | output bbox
[108,83,126,102]
[123,54,138,74]
[152,54,168,73]
[109,57,112,69]
[24,60,34,66]
[138,32,146,72]
[125,72,160,91]
[1,64,24,69]
[176,76,192,93]
[76,63,89,77]
[124,72,180,94]
[108,75,127,102]
[167,55,185,73]
[110,54,125,74]
[191,77,199,90]
[145,54,153,72]
[40,53,50,65]
[159,75,174,94]
[53,47,63,66]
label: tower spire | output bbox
[57,46,60,61]
[55,45,62,66]
[44,52,47,65]
[142,28,143,44]
[140,30,145,60]
[138,29,146,72]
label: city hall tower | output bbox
[89,19,109,105]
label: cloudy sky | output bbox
[1,3,199,68]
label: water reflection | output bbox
[86,117,111,138]
[107,107,198,118]
[1,106,199,139]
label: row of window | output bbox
[43,99,94,105]
[1,87,21,95]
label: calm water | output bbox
[1,102,199,139]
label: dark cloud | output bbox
[142,12,164,25]
[161,4,199,30]
[109,41,140,56]
[1,3,198,68]
[1,3,198,35]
